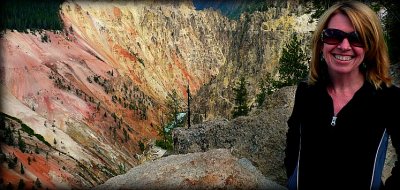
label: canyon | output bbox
[0,0,328,189]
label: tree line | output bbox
[0,0,64,32]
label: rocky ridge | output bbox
[94,149,287,190]
[173,85,296,186]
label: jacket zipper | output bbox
[331,116,337,126]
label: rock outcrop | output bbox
[94,148,287,190]
[173,85,297,186]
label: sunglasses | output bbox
[321,28,364,47]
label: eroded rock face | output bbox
[173,86,297,186]
[94,148,287,190]
[0,1,235,187]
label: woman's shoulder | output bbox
[295,81,310,95]
[381,84,400,94]
[296,81,324,92]
[294,81,324,101]
[379,84,400,103]
[297,81,309,89]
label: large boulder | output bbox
[94,149,287,190]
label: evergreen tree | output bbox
[17,130,26,153]
[20,163,24,174]
[3,125,15,145]
[0,0,64,32]
[34,144,40,154]
[155,122,173,151]
[232,76,250,118]
[35,178,42,188]
[377,1,400,63]
[0,148,6,163]
[138,140,145,152]
[18,179,25,190]
[6,182,13,190]
[275,33,308,88]
[166,89,182,127]
[7,154,17,169]
[256,78,267,108]
[123,128,129,143]
[154,89,183,150]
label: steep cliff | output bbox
[190,2,315,122]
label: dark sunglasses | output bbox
[321,28,364,47]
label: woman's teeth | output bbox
[335,55,352,61]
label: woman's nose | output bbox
[337,37,352,50]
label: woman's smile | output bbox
[334,54,353,61]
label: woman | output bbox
[284,1,400,189]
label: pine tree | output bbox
[138,140,145,152]
[232,76,250,118]
[256,78,267,108]
[154,89,183,150]
[20,163,24,174]
[276,33,308,88]
[7,153,17,169]
[123,128,129,143]
[6,182,13,190]
[34,144,40,154]
[35,178,42,188]
[17,130,26,153]
[3,124,15,145]
[18,179,25,190]
[166,89,182,127]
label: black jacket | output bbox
[285,81,400,190]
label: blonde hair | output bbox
[309,1,392,89]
